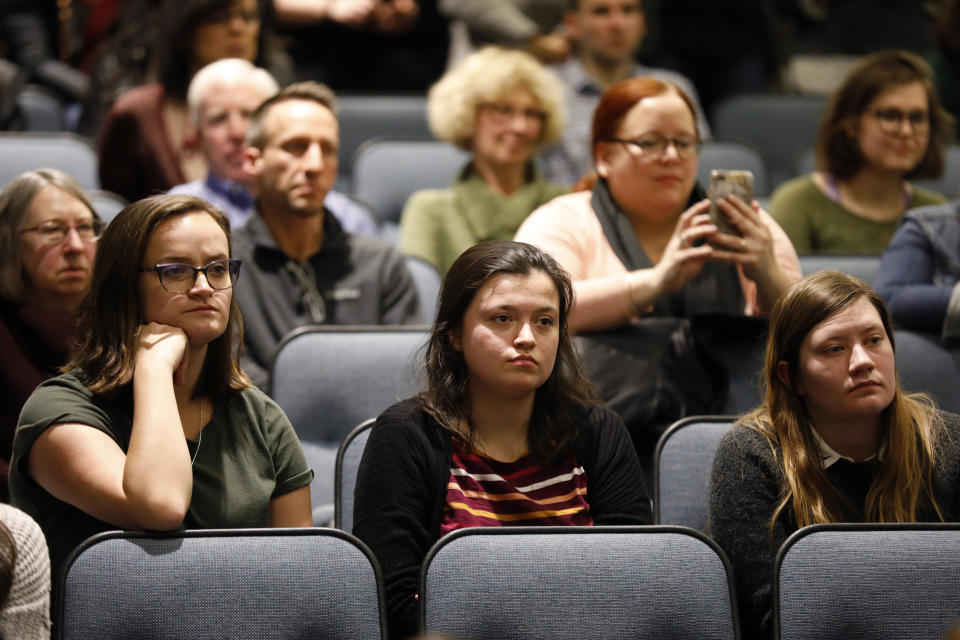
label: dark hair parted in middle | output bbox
[816,49,955,180]
[420,240,599,463]
[65,194,250,396]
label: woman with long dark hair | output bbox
[353,240,651,639]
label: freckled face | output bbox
[451,271,561,403]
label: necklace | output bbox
[191,398,204,465]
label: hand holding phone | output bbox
[708,170,754,237]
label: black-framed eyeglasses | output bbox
[869,108,930,134]
[20,219,105,245]
[140,259,242,293]
[604,135,701,160]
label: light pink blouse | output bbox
[514,191,803,328]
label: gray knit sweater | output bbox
[708,412,960,640]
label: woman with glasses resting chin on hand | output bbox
[768,50,953,256]
[0,170,102,501]
[10,194,313,575]
[515,77,801,333]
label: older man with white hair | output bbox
[169,58,378,234]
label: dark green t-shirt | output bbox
[9,370,313,574]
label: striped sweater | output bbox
[440,440,592,534]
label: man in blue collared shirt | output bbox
[169,58,379,235]
[540,0,710,185]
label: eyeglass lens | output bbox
[158,260,240,292]
[25,220,104,243]
[873,108,929,132]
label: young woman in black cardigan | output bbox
[353,240,652,639]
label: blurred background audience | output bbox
[768,51,953,255]
[540,0,710,186]
[96,0,282,202]
[0,170,100,501]
[400,47,568,275]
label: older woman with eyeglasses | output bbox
[768,50,954,256]
[399,46,568,275]
[10,194,312,576]
[0,170,102,500]
[515,77,801,332]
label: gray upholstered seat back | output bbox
[893,329,960,414]
[0,132,99,190]
[713,93,827,189]
[797,254,881,286]
[421,527,740,640]
[268,326,428,522]
[776,524,960,640]
[335,418,374,532]
[351,138,469,226]
[60,529,386,640]
[655,416,736,530]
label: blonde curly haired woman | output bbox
[399,46,568,275]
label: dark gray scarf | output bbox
[589,179,745,317]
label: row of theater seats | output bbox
[269,319,960,527]
[59,523,960,639]
[3,128,959,241]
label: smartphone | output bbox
[708,170,754,237]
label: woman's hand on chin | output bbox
[653,199,716,294]
[135,322,189,385]
[709,196,778,281]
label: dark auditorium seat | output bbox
[654,416,736,530]
[893,329,960,414]
[269,326,429,524]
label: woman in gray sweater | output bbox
[709,270,960,640]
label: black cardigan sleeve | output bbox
[352,398,448,640]
[579,405,653,525]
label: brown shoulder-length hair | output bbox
[573,76,700,192]
[816,50,955,180]
[742,270,944,533]
[64,194,250,396]
[420,240,599,464]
